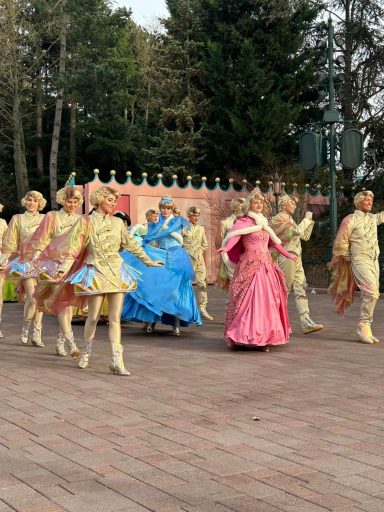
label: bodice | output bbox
[240,230,272,264]
[19,212,45,241]
[158,233,182,250]
[54,209,80,236]
[86,212,125,271]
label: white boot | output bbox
[200,308,214,321]
[56,331,67,356]
[64,331,80,358]
[78,340,93,369]
[301,315,324,334]
[109,343,130,376]
[357,322,374,344]
[146,322,156,333]
[21,319,32,345]
[31,322,44,347]
[172,318,181,336]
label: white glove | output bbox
[305,211,313,220]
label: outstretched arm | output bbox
[268,239,297,260]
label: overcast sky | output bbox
[113,0,169,26]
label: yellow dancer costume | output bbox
[329,190,383,344]
[182,206,213,321]
[0,191,46,346]
[21,186,83,358]
[34,186,163,375]
[271,195,324,334]
[216,197,245,289]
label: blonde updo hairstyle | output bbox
[90,186,120,207]
[230,197,245,216]
[278,194,298,212]
[0,203,4,214]
[354,190,373,208]
[56,186,84,207]
[21,191,47,211]
[242,192,268,217]
[145,209,158,221]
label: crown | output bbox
[159,195,173,204]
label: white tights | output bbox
[22,278,43,326]
[84,293,124,344]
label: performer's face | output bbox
[250,199,264,214]
[25,195,39,214]
[148,212,159,223]
[98,193,117,216]
[358,195,373,213]
[188,212,200,225]
[63,198,79,214]
[283,199,297,215]
[160,204,173,218]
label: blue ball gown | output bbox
[121,215,202,327]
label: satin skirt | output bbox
[225,258,291,347]
[121,243,202,326]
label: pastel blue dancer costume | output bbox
[121,196,202,328]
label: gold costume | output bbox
[216,214,237,288]
[182,224,209,309]
[271,212,314,324]
[332,209,384,325]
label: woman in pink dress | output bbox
[219,192,296,350]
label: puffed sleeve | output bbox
[0,219,8,246]
[19,211,56,262]
[1,215,20,255]
[374,211,384,225]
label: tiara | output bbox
[159,195,173,204]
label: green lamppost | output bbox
[326,16,338,247]
[299,16,363,257]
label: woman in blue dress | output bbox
[121,195,202,335]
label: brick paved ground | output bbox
[0,288,384,511]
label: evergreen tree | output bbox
[198,0,322,179]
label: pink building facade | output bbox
[75,170,351,283]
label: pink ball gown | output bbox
[220,216,292,348]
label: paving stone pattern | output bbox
[0,288,384,511]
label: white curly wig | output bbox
[21,191,47,211]
[354,190,373,208]
[230,197,245,215]
[278,195,298,212]
[56,186,83,206]
[89,186,120,207]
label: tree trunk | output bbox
[69,99,77,170]
[5,0,29,199]
[49,18,67,208]
[13,90,29,200]
[36,68,44,177]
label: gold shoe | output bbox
[372,336,380,344]
[357,322,374,344]
[200,309,214,321]
[301,317,324,334]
